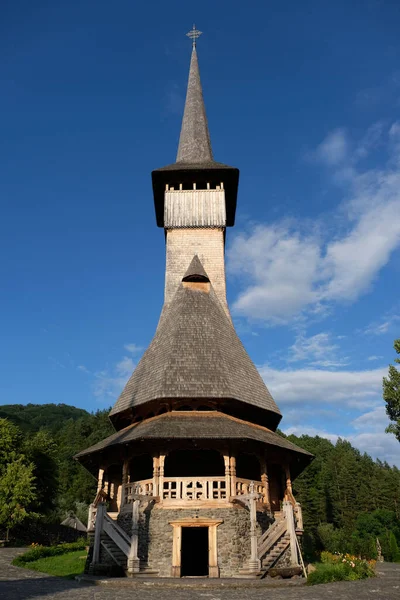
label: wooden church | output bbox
[76,27,313,579]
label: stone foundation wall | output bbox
[117,504,271,578]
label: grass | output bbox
[19,549,87,579]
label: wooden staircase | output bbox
[259,532,290,575]
[100,532,128,570]
[256,501,303,578]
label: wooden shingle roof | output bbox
[75,411,312,465]
[109,275,282,428]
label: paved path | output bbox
[1,548,399,600]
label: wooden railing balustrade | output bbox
[123,479,154,505]
[235,478,264,496]
[121,476,266,505]
[162,476,228,501]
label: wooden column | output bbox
[223,453,230,500]
[103,476,109,497]
[122,459,129,485]
[283,501,298,566]
[171,525,181,577]
[87,503,95,532]
[230,456,236,497]
[97,468,104,493]
[159,454,165,503]
[208,525,219,577]
[127,499,140,575]
[153,456,160,497]
[260,458,271,509]
[91,501,105,566]
[285,464,293,498]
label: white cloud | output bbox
[363,315,400,335]
[367,355,384,361]
[282,422,400,467]
[313,128,348,166]
[261,365,386,408]
[93,371,128,399]
[288,332,347,367]
[283,425,339,444]
[351,405,388,432]
[348,431,399,466]
[228,224,321,323]
[90,345,140,400]
[228,122,400,324]
[116,356,135,376]
[124,343,143,354]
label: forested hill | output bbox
[1,403,399,559]
[0,403,90,434]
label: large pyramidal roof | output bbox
[110,258,281,430]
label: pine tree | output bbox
[383,339,400,442]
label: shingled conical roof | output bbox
[176,46,213,164]
[109,258,281,430]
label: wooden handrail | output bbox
[102,513,130,557]
[257,516,287,560]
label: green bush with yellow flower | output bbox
[307,551,376,585]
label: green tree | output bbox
[24,431,59,514]
[387,531,400,562]
[0,418,22,466]
[0,457,37,541]
[0,419,38,540]
[383,339,400,442]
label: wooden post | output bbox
[248,483,261,572]
[223,453,230,500]
[230,456,236,497]
[283,501,298,566]
[153,456,159,497]
[122,460,129,485]
[97,468,104,493]
[208,525,219,577]
[159,454,165,503]
[171,526,181,577]
[121,459,129,507]
[87,503,95,533]
[92,502,105,566]
[127,499,140,575]
[260,458,270,509]
[285,464,293,499]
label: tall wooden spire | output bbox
[176,46,213,164]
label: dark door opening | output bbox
[181,527,209,577]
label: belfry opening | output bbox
[75,26,313,579]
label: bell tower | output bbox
[151,27,239,315]
[76,27,313,580]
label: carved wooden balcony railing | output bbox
[122,476,266,507]
[162,476,228,502]
[123,479,154,504]
[235,478,264,496]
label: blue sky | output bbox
[1,1,399,465]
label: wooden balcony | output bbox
[122,476,266,509]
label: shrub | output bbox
[12,539,87,566]
[308,552,376,585]
[308,562,354,585]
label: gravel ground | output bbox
[1,548,399,600]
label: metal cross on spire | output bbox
[186,24,202,48]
